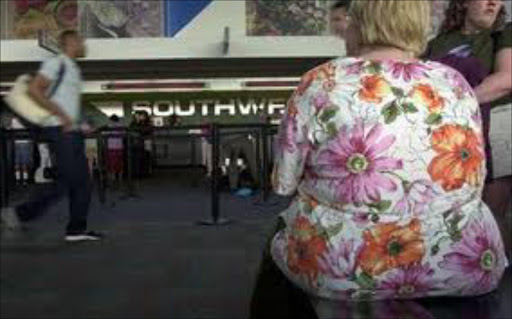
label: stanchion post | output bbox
[96,133,107,205]
[121,128,138,199]
[198,123,230,226]
[0,128,9,208]
[211,123,220,222]
[7,132,15,191]
[253,123,279,207]
[261,124,270,202]
[127,129,133,194]
[255,126,264,200]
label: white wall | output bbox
[507,0,512,22]
[0,1,345,62]
[3,0,509,63]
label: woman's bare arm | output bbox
[474,48,512,104]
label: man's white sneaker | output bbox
[1,207,21,230]
[64,231,104,242]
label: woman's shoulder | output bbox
[303,57,362,75]
[301,57,462,84]
[420,59,475,92]
[421,59,459,72]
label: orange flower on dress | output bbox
[287,216,328,287]
[428,124,484,191]
[297,63,336,95]
[316,62,336,81]
[287,98,298,117]
[297,71,316,96]
[410,84,445,113]
[356,219,425,276]
[359,75,391,103]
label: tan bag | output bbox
[3,60,65,126]
[3,74,54,126]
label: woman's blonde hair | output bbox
[349,0,431,56]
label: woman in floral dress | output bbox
[250,0,508,315]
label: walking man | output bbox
[1,30,103,242]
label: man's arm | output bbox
[474,48,512,104]
[27,74,73,131]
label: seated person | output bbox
[251,0,508,313]
[220,134,259,190]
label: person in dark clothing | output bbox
[129,111,152,179]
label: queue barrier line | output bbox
[0,123,279,225]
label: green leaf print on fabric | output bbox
[431,210,465,256]
[425,113,443,125]
[402,102,419,113]
[355,272,377,290]
[326,222,344,238]
[326,122,338,139]
[446,213,464,242]
[303,202,314,215]
[319,106,338,123]
[382,102,401,124]
[369,200,392,212]
[431,245,440,256]
[391,87,405,97]
[366,62,383,74]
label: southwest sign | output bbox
[132,98,286,117]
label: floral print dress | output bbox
[271,58,508,301]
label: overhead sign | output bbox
[131,98,286,117]
[85,90,292,125]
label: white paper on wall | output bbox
[489,104,512,178]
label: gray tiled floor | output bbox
[1,169,511,319]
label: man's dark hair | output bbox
[58,29,79,48]
[110,115,120,122]
[331,0,351,11]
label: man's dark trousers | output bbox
[16,127,91,234]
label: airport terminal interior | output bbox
[1,1,511,318]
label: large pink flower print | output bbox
[386,61,431,82]
[444,67,474,99]
[438,218,506,295]
[316,122,403,205]
[378,263,442,299]
[394,179,438,217]
[318,238,361,281]
[345,60,365,76]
